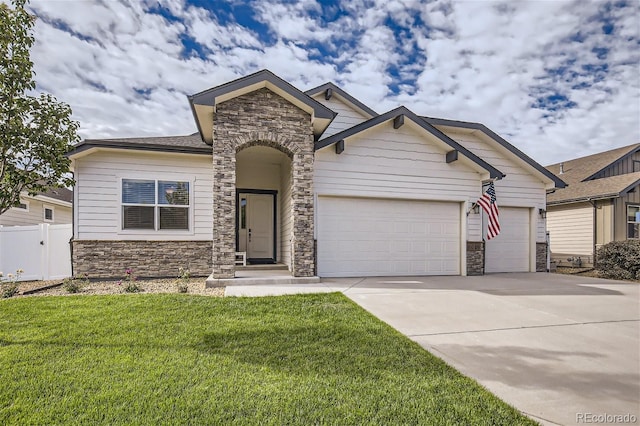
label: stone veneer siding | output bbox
[536,242,548,272]
[466,241,484,275]
[72,240,213,279]
[212,88,315,278]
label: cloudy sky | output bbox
[19,0,640,165]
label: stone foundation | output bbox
[72,240,213,279]
[467,241,484,276]
[536,242,548,272]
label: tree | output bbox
[0,0,79,215]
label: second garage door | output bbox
[317,197,460,277]
[484,207,531,273]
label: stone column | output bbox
[536,242,547,272]
[212,149,236,279]
[466,241,485,275]
[291,151,315,277]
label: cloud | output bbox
[18,0,640,165]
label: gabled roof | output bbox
[16,185,73,207]
[547,172,640,205]
[316,106,505,179]
[188,69,336,144]
[38,186,73,204]
[68,134,211,159]
[423,116,566,189]
[305,82,378,118]
[545,143,640,205]
[546,143,640,186]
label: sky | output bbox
[15,0,640,165]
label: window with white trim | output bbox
[628,205,640,239]
[44,206,54,222]
[122,179,190,230]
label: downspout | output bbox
[587,198,597,268]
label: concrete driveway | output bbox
[227,273,640,425]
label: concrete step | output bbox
[206,274,321,288]
[236,263,289,271]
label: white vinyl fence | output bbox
[0,224,72,282]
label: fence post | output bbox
[40,223,49,280]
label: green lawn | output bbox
[0,293,535,425]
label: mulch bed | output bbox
[7,278,225,298]
[554,267,639,282]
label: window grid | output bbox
[44,206,54,222]
[122,179,190,231]
[628,205,640,240]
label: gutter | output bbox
[547,194,618,207]
[27,194,72,208]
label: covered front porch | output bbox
[235,145,294,269]
[187,71,336,283]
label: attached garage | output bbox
[317,197,461,277]
[484,207,531,273]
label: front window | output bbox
[628,205,640,239]
[122,179,190,230]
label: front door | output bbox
[237,192,276,263]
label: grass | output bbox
[0,293,536,425]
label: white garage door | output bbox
[485,207,530,273]
[317,197,460,277]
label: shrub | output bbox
[119,268,141,293]
[1,269,23,298]
[596,240,640,280]
[2,284,18,299]
[63,274,89,294]
[176,267,190,293]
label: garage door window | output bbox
[628,205,640,239]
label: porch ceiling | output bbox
[236,145,290,166]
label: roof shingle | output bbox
[68,133,212,156]
[545,143,640,204]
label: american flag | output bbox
[478,182,500,240]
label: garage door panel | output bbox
[318,197,461,277]
[485,207,530,273]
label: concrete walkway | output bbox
[225,273,640,425]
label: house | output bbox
[0,187,73,227]
[67,70,565,281]
[546,143,640,267]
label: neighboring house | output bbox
[0,187,73,227]
[67,69,565,280]
[546,143,640,267]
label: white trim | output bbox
[43,205,55,223]
[529,207,537,272]
[117,175,196,236]
[31,194,72,208]
[18,193,71,208]
[460,201,467,276]
[627,204,640,239]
